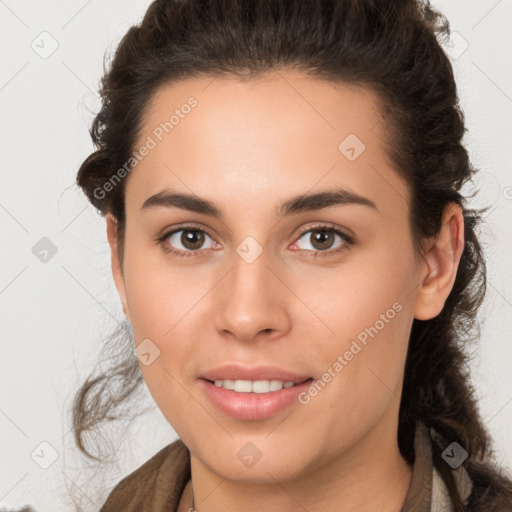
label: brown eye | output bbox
[292,226,352,256]
[309,230,336,251]
[160,228,217,256]
[180,230,206,250]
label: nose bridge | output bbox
[214,237,289,340]
[232,240,269,296]
[229,227,273,293]
[228,239,274,311]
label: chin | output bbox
[190,434,319,483]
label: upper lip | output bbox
[199,364,312,383]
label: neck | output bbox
[180,419,413,512]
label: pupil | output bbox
[313,230,333,250]
[183,230,204,249]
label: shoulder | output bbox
[99,439,191,512]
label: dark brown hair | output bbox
[73,0,512,509]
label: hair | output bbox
[73,0,512,509]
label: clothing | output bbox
[99,420,473,511]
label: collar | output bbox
[400,420,473,512]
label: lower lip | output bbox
[199,378,313,420]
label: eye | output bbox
[157,226,218,258]
[290,225,353,257]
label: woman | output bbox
[73,0,512,510]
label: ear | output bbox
[414,203,465,320]
[106,213,130,320]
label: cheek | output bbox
[121,241,217,416]
[291,234,416,346]
[124,256,202,428]
[122,238,205,338]
[290,240,416,419]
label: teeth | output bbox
[213,379,296,393]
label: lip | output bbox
[198,364,313,420]
[199,378,313,420]
[199,364,312,383]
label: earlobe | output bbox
[414,203,465,320]
[106,213,130,320]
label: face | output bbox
[108,70,435,483]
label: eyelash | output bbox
[155,223,354,259]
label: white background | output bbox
[1,0,511,510]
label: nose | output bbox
[214,246,291,343]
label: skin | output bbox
[106,69,464,512]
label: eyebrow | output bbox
[140,187,378,219]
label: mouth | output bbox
[198,376,314,420]
[204,377,312,393]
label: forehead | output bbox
[140,69,385,153]
[126,69,409,219]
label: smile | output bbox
[200,377,314,420]
[211,379,301,393]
